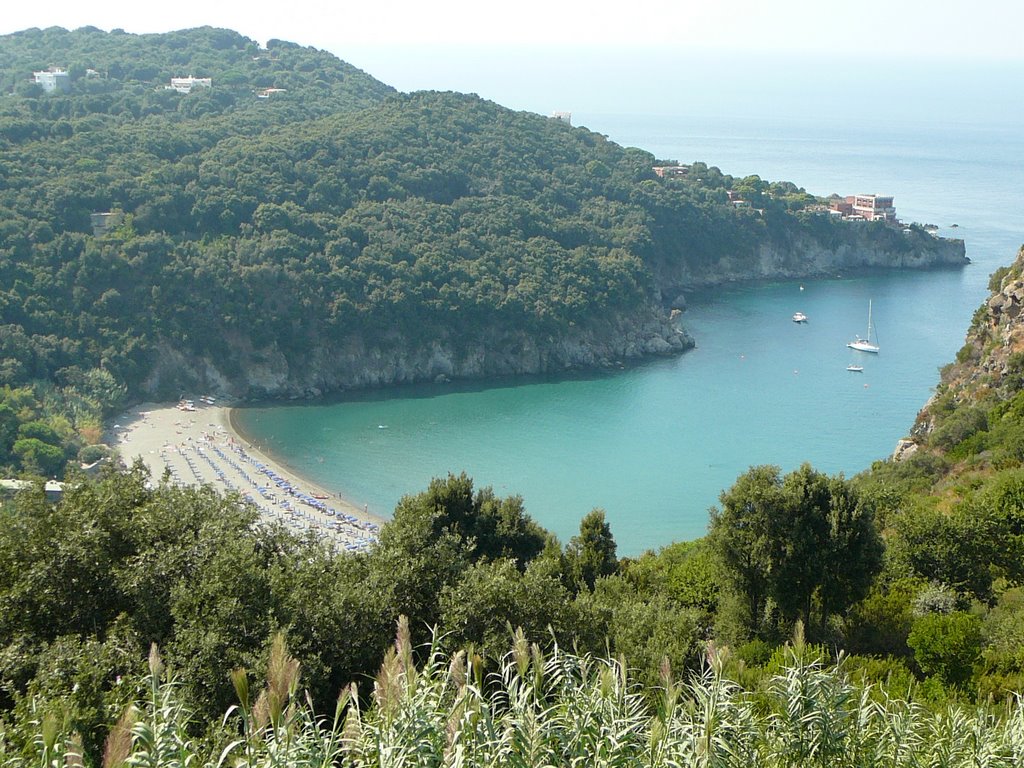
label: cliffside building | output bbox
[551,111,572,125]
[852,194,896,222]
[830,194,897,223]
[33,67,70,93]
[829,198,854,216]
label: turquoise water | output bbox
[234,115,1024,555]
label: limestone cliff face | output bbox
[653,226,967,296]
[142,304,693,400]
[141,226,967,401]
[907,246,1024,449]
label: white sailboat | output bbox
[847,300,880,353]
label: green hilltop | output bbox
[0,26,1021,766]
[0,26,966,478]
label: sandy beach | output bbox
[108,400,384,551]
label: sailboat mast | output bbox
[846,300,880,352]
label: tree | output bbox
[770,465,834,629]
[367,473,549,641]
[622,539,721,614]
[709,464,882,640]
[0,403,17,462]
[439,557,576,660]
[11,438,65,477]
[844,577,924,656]
[268,550,391,711]
[820,476,885,620]
[564,509,618,592]
[964,471,1024,584]
[385,473,546,566]
[707,465,783,635]
[368,481,472,635]
[888,505,996,601]
[584,576,703,690]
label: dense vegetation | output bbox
[3,448,1016,759]
[3,251,1024,764]
[0,440,1023,764]
[0,24,1012,764]
[0,25,936,479]
[7,635,1024,768]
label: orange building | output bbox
[852,194,896,222]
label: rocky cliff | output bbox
[896,246,1024,460]
[142,303,693,400]
[654,224,967,297]
[143,227,966,402]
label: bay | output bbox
[234,113,1024,555]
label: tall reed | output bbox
[3,625,1022,768]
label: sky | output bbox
[3,0,1023,58]
[3,1,1022,121]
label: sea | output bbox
[233,111,1024,556]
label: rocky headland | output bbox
[895,245,1023,461]
[145,228,966,401]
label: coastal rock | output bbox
[906,245,1024,447]
[141,302,695,401]
[653,225,967,291]
[892,439,918,462]
[139,223,964,402]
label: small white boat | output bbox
[846,364,864,372]
[792,312,808,323]
[847,300,880,353]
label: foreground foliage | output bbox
[5,629,1024,768]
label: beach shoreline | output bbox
[108,399,385,546]
[225,405,386,525]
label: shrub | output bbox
[77,445,110,464]
[907,611,983,688]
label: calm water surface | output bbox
[235,115,1024,555]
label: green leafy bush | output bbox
[907,611,983,688]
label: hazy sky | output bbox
[3,0,1022,59]
[3,1,1022,121]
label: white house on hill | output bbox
[33,67,70,93]
[167,76,212,94]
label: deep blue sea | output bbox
[234,113,1024,555]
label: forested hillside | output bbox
[1,24,1019,767]
[0,205,1018,765]
[0,26,965,480]
[4,260,1024,765]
